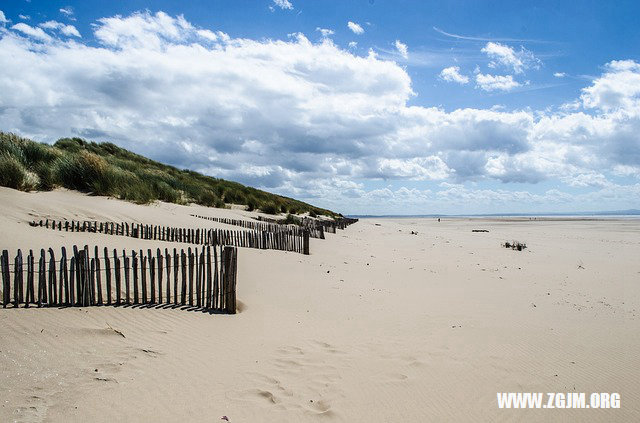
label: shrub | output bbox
[198,190,219,207]
[33,162,56,190]
[22,141,59,166]
[0,154,26,189]
[283,213,301,225]
[154,181,181,203]
[119,181,154,204]
[261,203,279,215]
[54,151,111,193]
[53,137,86,153]
[0,138,26,164]
[22,170,40,191]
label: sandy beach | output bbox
[1,187,639,422]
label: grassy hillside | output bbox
[0,132,338,217]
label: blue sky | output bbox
[1,1,640,214]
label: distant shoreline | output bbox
[349,212,640,219]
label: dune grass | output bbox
[0,132,338,217]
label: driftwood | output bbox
[504,241,527,251]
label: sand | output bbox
[1,187,639,422]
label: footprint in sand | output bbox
[228,340,346,417]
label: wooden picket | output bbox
[31,218,313,255]
[0,245,237,314]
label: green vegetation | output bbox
[283,213,302,226]
[0,132,338,217]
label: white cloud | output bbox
[196,29,218,42]
[580,60,640,111]
[439,66,469,84]
[59,7,74,17]
[272,0,293,10]
[315,27,334,38]
[347,21,364,35]
[348,41,357,48]
[553,72,566,78]
[377,157,450,180]
[0,10,9,24]
[1,11,640,213]
[93,11,197,49]
[10,23,52,42]
[561,172,611,188]
[475,73,520,91]
[394,40,408,58]
[481,42,540,74]
[39,20,81,37]
[19,14,30,21]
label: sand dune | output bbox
[1,187,639,421]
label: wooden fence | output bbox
[1,245,238,314]
[30,218,310,255]
[191,214,325,239]
[313,217,359,233]
[255,215,359,234]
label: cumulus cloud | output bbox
[0,10,9,24]
[481,42,540,74]
[10,23,52,42]
[375,157,450,180]
[316,27,334,38]
[580,60,640,111]
[439,66,469,84]
[59,7,74,17]
[19,14,30,21]
[348,41,357,48]
[553,72,566,78]
[272,0,293,10]
[39,20,81,37]
[475,73,520,91]
[1,11,639,213]
[347,21,364,34]
[394,40,408,58]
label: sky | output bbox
[1,0,639,215]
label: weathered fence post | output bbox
[1,250,9,307]
[69,256,75,307]
[38,249,46,307]
[188,248,194,307]
[221,246,237,314]
[150,249,156,304]
[48,248,57,305]
[165,248,171,304]
[206,245,212,309]
[123,250,131,305]
[157,248,163,304]
[180,250,187,306]
[95,246,102,305]
[104,247,112,305]
[303,229,310,255]
[113,249,121,305]
[173,249,179,306]
[132,251,139,304]
[77,249,87,307]
[141,251,147,305]
[84,246,92,306]
[15,250,24,307]
[61,247,68,305]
